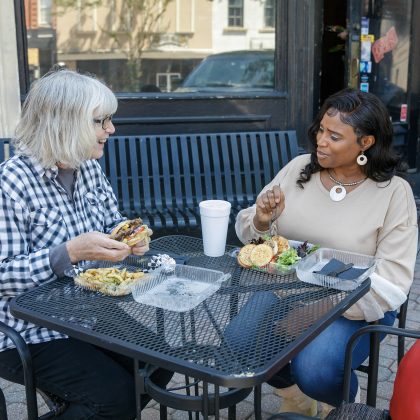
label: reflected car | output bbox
[176,50,274,93]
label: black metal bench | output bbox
[0,131,299,235]
[97,131,299,233]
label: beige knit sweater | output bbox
[235,154,418,321]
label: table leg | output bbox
[160,405,167,420]
[254,384,262,420]
[134,360,158,420]
[214,385,220,420]
[195,380,200,420]
[202,382,209,419]
[134,359,143,420]
[228,404,236,420]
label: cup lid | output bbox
[199,200,231,216]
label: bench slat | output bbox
[128,137,142,216]
[150,137,163,210]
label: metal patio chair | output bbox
[0,321,67,420]
[267,324,420,420]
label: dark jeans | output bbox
[0,337,173,419]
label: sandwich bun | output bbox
[110,218,153,246]
[271,235,290,254]
[265,238,278,256]
[237,244,256,268]
[249,243,274,267]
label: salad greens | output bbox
[276,248,300,268]
[275,242,320,269]
[296,241,320,257]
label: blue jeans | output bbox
[268,311,397,407]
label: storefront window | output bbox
[24,0,275,93]
[360,0,412,123]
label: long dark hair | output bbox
[297,88,405,188]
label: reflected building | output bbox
[28,0,275,93]
[24,0,57,83]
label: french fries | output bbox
[75,267,145,296]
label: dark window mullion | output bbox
[14,0,30,98]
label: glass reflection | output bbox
[25,0,275,93]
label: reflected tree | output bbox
[55,0,173,91]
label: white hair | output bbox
[13,69,118,168]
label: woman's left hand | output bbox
[131,239,150,256]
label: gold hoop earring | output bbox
[357,152,367,166]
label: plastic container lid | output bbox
[131,264,231,312]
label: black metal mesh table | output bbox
[10,235,370,419]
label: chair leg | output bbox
[0,388,7,420]
[366,325,380,407]
[397,297,409,364]
[254,385,262,420]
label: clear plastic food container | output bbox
[65,258,148,296]
[234,240,316,275]
[296,248,378,291]
[131,265,231,312]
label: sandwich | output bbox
[237,244,256,268]
[109,218,153,246]
[271,235,290,254]
[237,235,290,269]
[249,243,274,267]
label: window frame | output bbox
[38,0,52,27]
[264,0,275,28]
[77,0,97,33]
[228,0,244,28]
[15,0,287,99]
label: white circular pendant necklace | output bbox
[327,170,367,202]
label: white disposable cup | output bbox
[199,200,231,257]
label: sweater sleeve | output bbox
[344,178,418,321]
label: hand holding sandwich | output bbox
[66,232,132,264]
[108,217,152,255]
[130,240,150,256]
[108,218,153,247]
[66,218,153,263]
[253,184,285,231]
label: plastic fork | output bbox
[269,183,281,236]
[269,214,276,237]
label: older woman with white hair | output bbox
[0,68,172,419]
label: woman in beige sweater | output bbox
[236,88,418,415]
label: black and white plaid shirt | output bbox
[0,155,124,351]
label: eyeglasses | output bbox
[93,114,113,130]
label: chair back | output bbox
[355,294,410,406]
[343,325,420,406]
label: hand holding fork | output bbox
[254,183,284,234]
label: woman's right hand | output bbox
[253,185,285,231]
[66,232,131,264]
